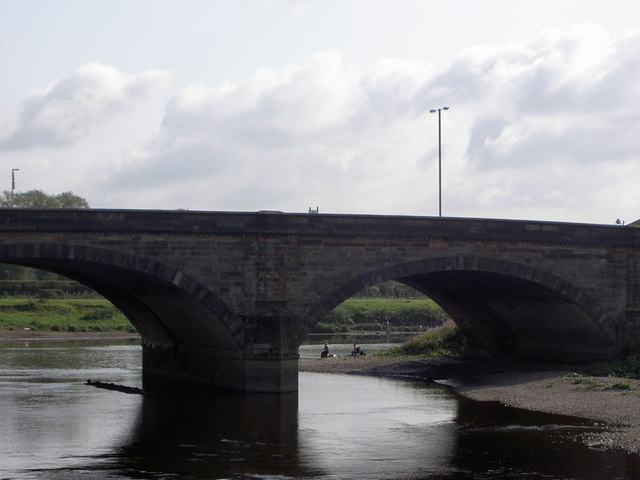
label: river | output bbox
[0,340,639,479]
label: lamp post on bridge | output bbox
[10,169,19,206]
[429,106,449,217]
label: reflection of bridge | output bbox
[0,209,638,392]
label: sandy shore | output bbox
[300,355,640,453]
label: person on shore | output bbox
[321,343,330,358]
[351,343,360,356]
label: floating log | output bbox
[85,379,144,395]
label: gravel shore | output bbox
[300,355,640,453]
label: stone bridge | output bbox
[0,209,638,392]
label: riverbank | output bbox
[299,355,640,453]
[0,330,140,342]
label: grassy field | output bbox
[333,297,444,315]
[314,297,449,333]
[0,297,133,332]
[0,296,449,335]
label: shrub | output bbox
[81,308,115,321]
[355,322,384,331]
[610,381,634,391]
[321,310,355,329]
[587,338,640,379]
[313,322,347,333]
[379,320,465,357]
[38,289,64,299]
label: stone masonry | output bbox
[0,209,638,392]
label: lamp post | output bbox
[10,168,19,206]
[429,106,449,217]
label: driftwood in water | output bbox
[85,379,144,395]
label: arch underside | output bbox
[312,257,617,363]
[0,243,243,354]
[403,270,614,361]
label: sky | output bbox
[1,0,639,225]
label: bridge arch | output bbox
[305,256,616,362]
[0,241,244,351]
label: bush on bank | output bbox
[586,339,640,379]
[378,320,465,358]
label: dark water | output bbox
[1,341,639,479]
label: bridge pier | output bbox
[141,312,301,393]
[142,345,298,392]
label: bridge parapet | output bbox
[1,208,636,246]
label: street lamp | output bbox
[429,106,449,217]
[10,168,19,206]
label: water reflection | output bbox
[0,342,142,478]
[110,391,303,479]
[451,397,640,479]
[2,341,640,480]
[297,373,457,479]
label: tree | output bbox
[0,189,89,208]
[0,189,91,292]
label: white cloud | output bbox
[10,23,639,224]
[431,24,640,221]
[0,63,171,149]
[161,51,366,141]
[99,51,441,213]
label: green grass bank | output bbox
[0,297,133,333]
[0,296,449,336]
[313,297,449,333]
